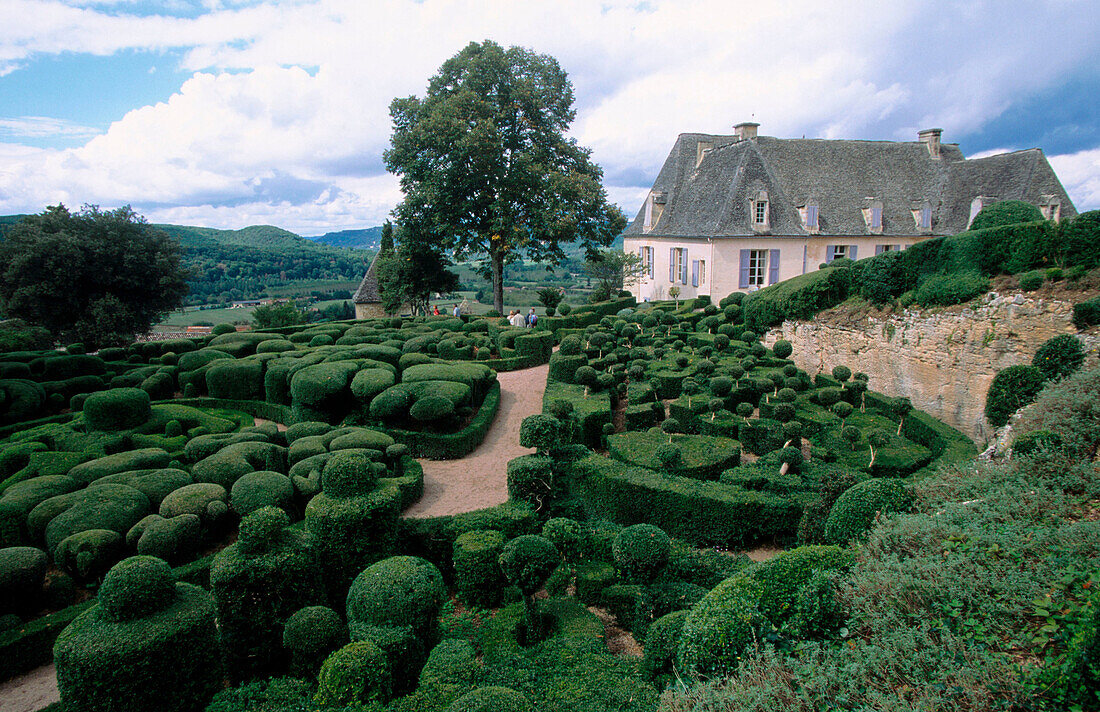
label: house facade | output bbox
[624,123,1076,302]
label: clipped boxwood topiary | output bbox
[446,686,530,712]
[824,478,913,545]
[453,529,507,609]
[1032,334,1085,382]
[498,535,560,645]
[54,556,223,712]
[54,528,124,581]
[506,455,552,511]
[969,200,1043,231]
[410,395,456,423]
[613,523,671,584]
[229,470,295,518]
[83,388,152,431]
[676,574,769,677]
[211,507,326,682]
[346,556,446,645]
[314,640,392,708]
[985,364,1045,427]
[283,605,349,680]
[0,546,47,614]
[642,609,688,686]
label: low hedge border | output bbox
[380,381,502,460]
[571,453,802,549]
[0,553,219,683]
[0,413,74,441]
[863,392,977,477]
[163,398,293,425]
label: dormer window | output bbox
[862,199,883,234]
[800,203,819,233]
[751,190,770,232]
[643,191,667,232]
[968,196,991,229]
[911,200,932,232]
[1041,197,1061,222]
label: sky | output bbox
[1,0,1099,236]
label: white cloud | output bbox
[1050,148,1100,212]
[0,116,102,140]
[0,0,1098,230]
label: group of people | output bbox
[508,308,538,328]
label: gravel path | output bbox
[0,663,58,712]
[403,363,549,518]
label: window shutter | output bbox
[768,249,780,285]
[825,246,834,264]
[647,248,654,278]
[691,260,699,287]
[739,250,750,288]
[849,245,858,261]
[669,248,676,282]
[875,245,884,256]
[681,253,689,284]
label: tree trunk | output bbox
[492,246,505,316]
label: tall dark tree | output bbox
[0,204,189,347]
[384,40,626,315]
[379,220,395,257]
[376,222,458,316]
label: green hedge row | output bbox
[862,392,977,477]
[571,454,801,548]
[380,381,501,459]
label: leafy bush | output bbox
[453,529,507,609]
[229,470,294,518]
[82,388,151,431]
[675,574,768,676]
[54,528,123,581]
[314,640,392,707]
[283,605,348,679]
[1032,334,1085,382]
[346,556,446,644]
[1073,295,1100,330]
[0,546,47,613]
[969,200,1043,231]
[912,271,988,307]
[642,609,687,686]
[205,360,264,401]
[446,686,530,712]
[985,364,1045,427]
[824,478,912,545]
[612,524,670,584]
[54,556,223,712]
[506,455,553,511]
[1017,270,1044,291]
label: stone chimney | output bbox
[918,128,943,158]
[734,122,759,140]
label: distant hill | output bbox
[305,226,384,250]
[154,223,324,252]
[0,215,29,236]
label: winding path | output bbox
[403,362,549,518]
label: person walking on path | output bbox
[526,308,537,327]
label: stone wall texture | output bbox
[766,292,1100,443]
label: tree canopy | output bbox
[0,204,189,347]
[584,249,645,301]
[376,221,459,316]
[384,39,626,314]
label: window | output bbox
[699,260,706,284]
[639,246,654,279]
[920,205,931,229]
[801,204,819,231]
[691,259,706,287]
[1042,202,1061,222]
[644,195,654,230]
[748,250,766,287]
[754,201,768,225]
[669,247,688,284]
[863,200,883,233]
[827,245,858,263]
[875,244,901,255]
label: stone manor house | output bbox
[623,123,1076,303]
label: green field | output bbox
[155,306,255,329]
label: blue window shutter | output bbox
[681,253,689,284]
[691,260,699,287]
[768,249,780,285]
[647,248,654,278]
[669,248,675,282]
[849,245,858,261]
[825,246,834,264]
[875,245,884,256]
[739,250,750,288]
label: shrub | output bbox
[541,518,583,564]
[351,368,396,405]
[54,529,124,581]
[499,535,560,644]
[419,638,481,688]
[912,271,988,307]
[190,441,287,489]
[410,395,456,423]
[824,478,913,545]
[33,482,152,555]
[0,546,47,614]
[346,556,446,643]
[507,455,553,511]
[771,339,792,359]
[519,414,559,453]
[283,605,348,679]
[134,514,202,564]
[1018,270,1044,291]
[642,609,688,686]
[786,569,845,640]
[211,507,326,682]
[985,364,1045,427]
[676,575,769,676]
[82,388,151,431]
[453,529,507,609]
[205,360,265,401]
[1032,334,1085,382]
[613,524,671,584]
[314,640,391,707]
[205,677,312,712]
[160,482,227,521]
[1073,295,1100,330]
[229,471,295,518]
[446,686,530,712]
[969,200,1043,231]
[67,448,171,486]
[54,556,223,712]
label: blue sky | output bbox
[1,0,1099,235]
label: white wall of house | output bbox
[625,235,929,302]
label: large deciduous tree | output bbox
[0,204,189,347]
[584,249,646,302]
[384,40,625,315]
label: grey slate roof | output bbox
[624,132,1077,238]
[353,252,381,304]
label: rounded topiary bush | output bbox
[613,524,671,584]
[453,529,507,609]
[55,529,124,581]
[212,323,236,336]
[211,507,326,681]
[229,470,295,518]
[676,575,769,677]
[55,555,223,712]
[83,388,152,431]
[642,609,688,685]
[519,414,559,453]
[410,395,456,423]
[970,200,1043,231]
[0,546,48,614]
[1032,334,1085,382]
[506,455,552,510]
[824,478,913,545]
[985,364,1045,427]
[346,556,445,643]
[321,450,379,498]
[314,640,391,708]
[771,339,792,359]
[283,605,349,680]
[446,686,530,712]
[541,518,583,564]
